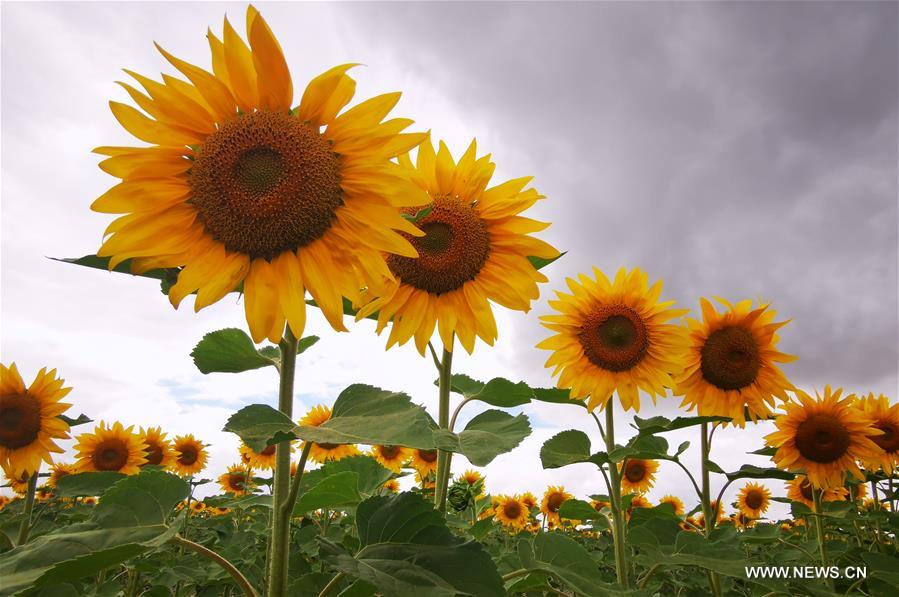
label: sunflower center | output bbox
[624,461,646,483]
[547,493,566,513]
[387,198,491,295]
[93,440,129,471]
[503,501,522,519]
[799,478,813,501]
[795,413,851,463]
[0,393,41,449]
[744,489,764,510]
[317,442,339,450]
[144,442,164,466]
[418,449,438,463]
[179,446,198,465]
[700,326,761,391]
[261,445,277,456]
[227,474,245,491]
[578,305,649,372]
[873,422,899,453]
[190,110,343,260]
[379,445,401,459]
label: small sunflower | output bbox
[3,466,29,495]
[658,494,685,516]
[298,405,359,464]
[590,498,610,512]
[619,458,659,495]
[856,393,899,474]
[369,444,411,473]
[540,485,573,526]
[92,6,429,344]
[82,496,98,506]
[537,268,689,411]
[676,298,797,426]
[172,434,208,476]
[415,469,435,490]
[731,511,757,530]
[47,462,77,488]
[218,465,255,496]
[766,387,883,489]
[410,448,439,476]
[861,498,890,512]
[189,500,206,514]
[139,426,176,469]
[211,506,232,516]
[459,469,482,486]
[0,495,10,510]
[239,441,277,470]
[35,485,54,502]
[358,138,559,355]
[0,363,72,478]
[74,422,147,474]
[520,491,538,511]
[737,482,771,518]
[383,479,400,493]
[494,494,529,529]
[785,475,847,509]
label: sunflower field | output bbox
[1,5,898,597]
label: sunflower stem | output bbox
[434,341,454,513]
[700,422,723,597]
[267,327,299,597]
[16,469,38,546]
[604,399,630,589]
[812,487,828,565]
[172,535,259,597]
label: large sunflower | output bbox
[737,482,771,518]
[494,494,529,529]
[298,405,359,464]
[218,464,255,496]
[0,363,72,478]
[139,426,175,468]
[410,448,439,476]
[540,485,573,526]
[92,6,428,344]
[676,298,797,426]
[785,475,847,509]
[537,268,688,411]
[766,387,883,489]
[369,444,411,473]
[619,458,659,494]
[172,434,208,476]
[74,422,147,475]
[239,441,278,470]
[856,393,899,474]
[357,138,559,354]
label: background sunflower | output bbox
[74,421,147,475]
[172,434,208,476]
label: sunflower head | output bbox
[172,434,208,476]
[298,405,359,464]
[494,494,530,529]
[93,6,428,344]
[383,479,400,493]
[218,465,255,496]
[619,458,660,495]
[856,393,899,474]
[766,387,883,489]
[540,485,573,525]
[411,448,439,476]
[369,444,411,473]
[731,511,757,530]
[676,298,797,426]
[0,363,72,478]
[358,138,559,355]
[785,475,847,509]
[520,491,538,511]
[658,494,685,516]
[538,268,689,412]
[74,421,147,475]
[415,469,435,490]
[189,500,206,514]
[239,441,278,471]
[48,462,77,488]
[737,482,771,518]
[139,426,175,468]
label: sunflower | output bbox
[862,498,890,512]
[658,494,685,516]
[189,500,206,514]
[139,426,176,469]
[74,422,147,474]
[0,495,10,510]
[356,138,559,354]
[737,482,771,518]
[415,469,435,490]
[619,458,659,495]
[537,268,688,411]
[410,448,439,476]
[766,387,883,489]
[0,363,72,478]
[856,393,899,474]
[676,298,797,426]
[172,434,208,476]
[35,485,54,502]
[383,479,400,493]
[696,499,726,528]
[298,405,359,464]
[211,506,232,516]
[369,444,411,473]
[731,511,757,530]
[82,496,98,506]
[3,466,29,495]
[520,491,538,511]
[239,441,278,470]
[590,498,610,512]
[92,6,428,344]
[785,475,847,509]
[540,485,573,526]
[494,495,529,529]
[218,465,255,496]
[460,469,482,486]
[47,462,77,488]
[846,481,867,501]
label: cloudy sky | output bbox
[2,2,897,520]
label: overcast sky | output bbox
[2,2,897,521]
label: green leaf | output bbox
[531,387,587,408]
[528,251,565,270]
[440,375,533,408]
[223,404,298,453]
[322,492,504,597]
[704,459,725,474]
[749,446,779,457]
[633,414,730,436]
[294,472,362,513]
[401,205,432,223]
[257,336,319,361]
[442,410,531,466]
[558,499,603,522]
[53,255,172,281]
[191,328,277,374]
[301,455,394,499]
[863,552,899,586]
[55,472,125,497]
[540,430,592,469]
[58,413,92,428]
[92,470,189,527]
[528,532,625,596]
[724,464,795,483]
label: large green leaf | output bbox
[540,430,593,469]
[440,375,533,408]
[528,251,565,270]
[54,472,125,497]
[294,472,362,514]
[632,414,730,436]
[321,492,504,597]
[531,387,587,408]
[192,328,287,374]
[523,532,625,597]
[300,455,393,498]
[223,404,298,453]
[723,464,795,483]
[434,411,531,466]
[0,471,188,594]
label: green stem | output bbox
[172,535,259,597]
[812,487,827,565]
[282,442,311,520]
[16,469,38,546]
[501,568,531,582]
[267,328,299,597]
[604,399,629,589]
[317,572,345,597]
[700,422,722,597]
[434,340,454,512]
[126,568,141,597]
